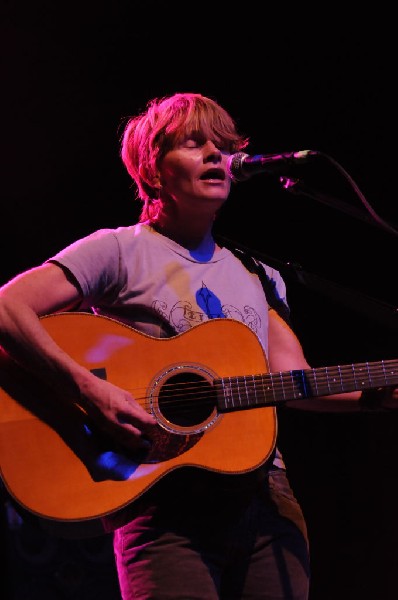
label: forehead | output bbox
[159,99,238,152]
[168,120,228,146]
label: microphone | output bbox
[227,150,319,182]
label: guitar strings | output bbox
[125,360,398,412]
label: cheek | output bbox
[161,152,197,177]
[161,159,195,188]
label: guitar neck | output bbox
[217,359,398,412]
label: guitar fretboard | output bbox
[216,359,398,412]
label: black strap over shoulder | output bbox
[226,246,292,328]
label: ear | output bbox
[151,172,162,191]
[138,165,161,189]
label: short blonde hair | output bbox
[120,92,248,222]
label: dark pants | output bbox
[112,467,310,599]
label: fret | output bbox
[236,375,243,407]
[365,362,372,388]
[242,375,249,408]
[261,373,274,403]
[279,371,286,401]
[327,366,344,394]
[219,376,233,411]
[289,370,296,399]
[268,372,278,404]
[351,363,358,390]
[338,365,343,392]
[381,360,387,385]
[355,362,372,389]
[292,370,309,399]
[217,359,398,413]
[251,374,259,406]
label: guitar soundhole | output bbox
[158,372,215,427]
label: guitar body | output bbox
[0,313,276,524]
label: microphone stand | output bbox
[217,234,398,332]
[221,151,397,328]
[279,176,398,237]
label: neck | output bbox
[149,218,221,261]
[151,211,217,251]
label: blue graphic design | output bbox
[196,282,225,319]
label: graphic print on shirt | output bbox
[152,281,261,335]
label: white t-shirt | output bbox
[50,222,288,469]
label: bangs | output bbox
[157,94,247,154]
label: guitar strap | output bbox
[226,245,291,468]
[225,246,292,328]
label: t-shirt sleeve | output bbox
[47,229,126,306]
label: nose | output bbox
[203,140,222,164]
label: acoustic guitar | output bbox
[0,312,396,528]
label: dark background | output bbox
[1,4,397,599]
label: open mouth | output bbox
[200,168,225,181]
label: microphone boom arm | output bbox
[280,177,396,234]
[279,150,398,237]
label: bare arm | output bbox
[0,263,156,449]
[267,309,363,411]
